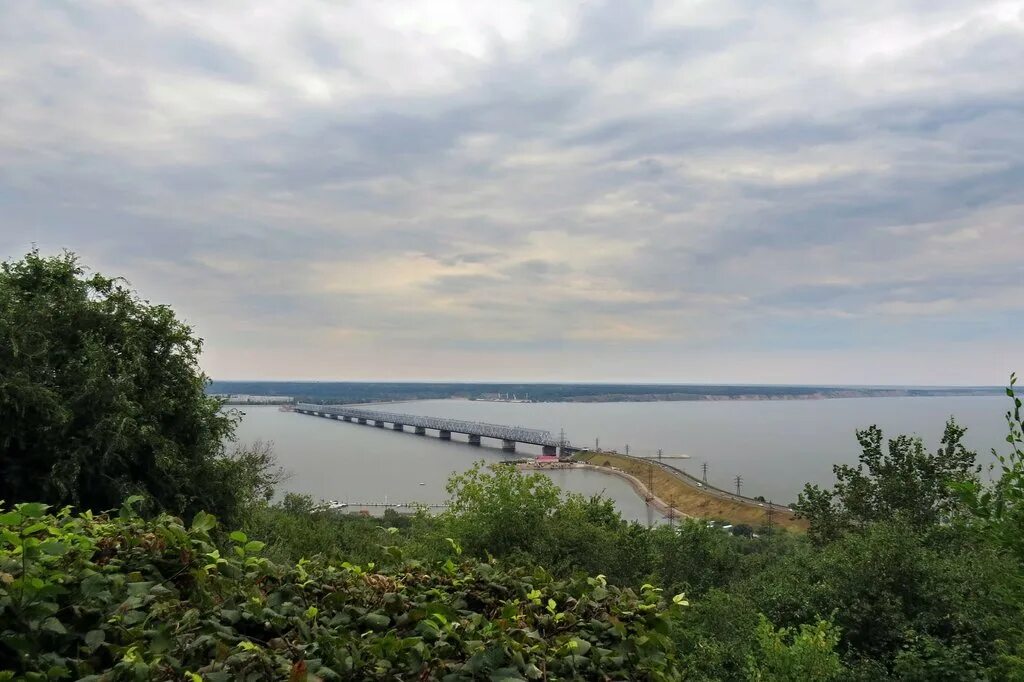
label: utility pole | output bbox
[735,475,743,496]
[701,462,708,483]
[625,444,630,456]
[657,448,663,461]
[595,437,599,452]
[766,500,775,535]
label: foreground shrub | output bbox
[0,501,692,680]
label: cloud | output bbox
[1,0,1022,382]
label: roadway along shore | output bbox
[569,451,806,531]
[517,461,686,520]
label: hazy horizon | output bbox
[3,2,1022,384]
[211,378,1002,388]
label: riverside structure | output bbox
[293,403,573,455]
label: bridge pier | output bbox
[293,404,569,458]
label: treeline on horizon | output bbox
[208,379,1000,404]
[4,249,1024,680]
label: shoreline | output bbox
[518,462,685,519]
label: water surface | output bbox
[232,396,1010,522]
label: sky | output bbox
[1,1,1022,384]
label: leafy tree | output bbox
[740,521,1024,679]
[442,461,562,559]
[649,520,744,597]
[0,250,272,525]
[541,494,653,585]
[674,590,763,680]
[745,615,843,681]
[958,373,1024,562]
[795,418,979,541]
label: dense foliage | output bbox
[0,501,844,680]
[0,251,278,527]
[959,373,1024,563]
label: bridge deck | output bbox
[294,403,565,447]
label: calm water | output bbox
[232,397,1010,523]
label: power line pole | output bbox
[657,448,663,461]
[595,437,599,451]
[625,444,630,456]
[766,500,775,536]
[701,462,708,483]
[735,475,743,496]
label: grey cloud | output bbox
[1,0,1023,381]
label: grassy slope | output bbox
[576,451,808,532]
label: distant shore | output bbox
[210,381,1001,406]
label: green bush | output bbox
[0,501,694,680]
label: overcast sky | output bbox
[2,1,1022,384]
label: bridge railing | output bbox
[294,403,565,446]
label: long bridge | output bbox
[293,403,572,455]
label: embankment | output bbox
[573,452,808,531]
[518,462,685,519]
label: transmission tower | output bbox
[701,462,708,483]
[734,475,743,496]
[766,499,775,535]
[625,444,630,456]
[657,448,663,461]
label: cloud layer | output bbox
[2,1,1022,382]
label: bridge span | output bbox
[293,403,572,455]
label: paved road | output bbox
[583,450,795,514]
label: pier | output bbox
[293,403,573,455]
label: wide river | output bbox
[233,396,1010,523]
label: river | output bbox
[231,396,1011,523]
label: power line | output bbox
[734,475,743,497]
[701,461,708,483]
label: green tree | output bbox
[795,419,979,542]
[442,461,562,559]
[740,521,1024,679]
[958,373,1024,562]
[0,250,272,524]
[745,615,843,681]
